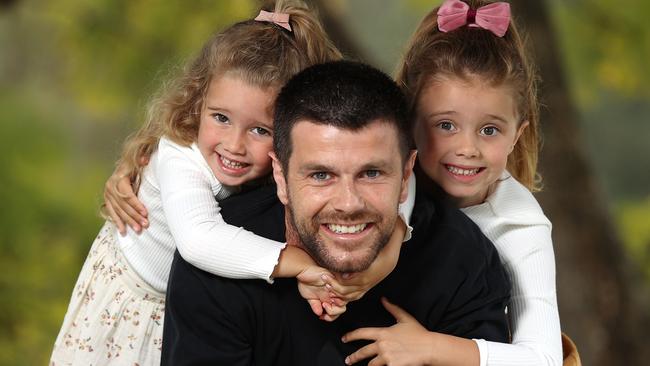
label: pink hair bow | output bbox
[254,10,292,32]
[437,0,510,37]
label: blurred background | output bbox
[1,0,648,365]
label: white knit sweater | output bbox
[462,172,562,366]
[117,137,286,293]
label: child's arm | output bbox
[461,181,562,366]
[477,224,561,366]
[342,298,479,366]
[104,143,344,317]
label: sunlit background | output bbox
[1,0,648,365]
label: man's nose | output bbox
[331,178,365,213]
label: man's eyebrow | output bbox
[298,163,333,174]
[297,160,394,174]
[359,159,392,170]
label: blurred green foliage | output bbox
[551,0,650,104]
[1,0,256,364]
[0,0,648,365]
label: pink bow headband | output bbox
[254,10,292,32]
[437,0,511,37]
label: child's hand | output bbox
[273,244,348,321]
[297,266,348,322]
[342,298,479,365]
[103,162,149,235]
[324,217,406,302]
[341,297,434,365]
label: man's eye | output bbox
[365,170,381,179]
[312,172,330,181]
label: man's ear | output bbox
[400,150,417,203]
[270,152,289,205]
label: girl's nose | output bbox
[224,130,246,155]
[455,133,479,158]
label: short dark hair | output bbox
[273,60,411,171]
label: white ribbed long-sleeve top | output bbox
[117,137,286,293]
[462,172,562,366]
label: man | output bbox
[161,61,510,365]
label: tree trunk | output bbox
[512,1,649,365]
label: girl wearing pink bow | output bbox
[342,1,564,365]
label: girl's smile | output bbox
[414,75,528,207]
[197,75,276,187]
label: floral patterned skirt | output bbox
[50,222,166,365]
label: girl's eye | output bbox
[251,127,271,136]
[436,121,455,131]
[312,172,330,181]
[480,126,500,136]
[213,113,229,124]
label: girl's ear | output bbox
[511,121,529,153]
[270,152,289,205]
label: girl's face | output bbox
[197,75,276,187]
[414,75,528,207]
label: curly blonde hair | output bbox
[114,0,341,193]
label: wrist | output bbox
[272,245,314,278]
[429,332,480,366]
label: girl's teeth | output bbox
[221,156,247,169]
[447,165,480,176]
[327,223,367,234]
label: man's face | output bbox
[272,120,415,273]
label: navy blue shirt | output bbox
[161,178,510,366]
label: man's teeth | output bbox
[447,165,480,176]
[220,156,246,169]
[327,223,367,234]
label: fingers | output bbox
[329,296,346,307]
[104,175,148,232]
[104,201,126,235]
[367,356,387,366]
[323,301,346,316]
[381,297,415,323]
[116,177,148,219]
[323,275,364,301]
[320,312,340,322]
[344,343,379,365]
[107,191,144,233]
[307,299,324,317]
[342,327,380,343]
